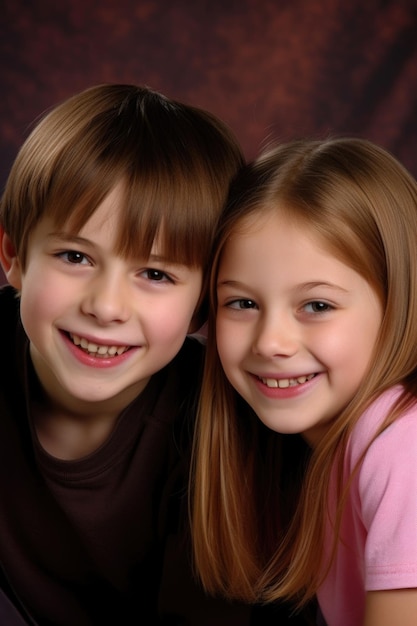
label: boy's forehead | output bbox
[65,180,149,233]
[85,182,127,224]
[41,178,207,268]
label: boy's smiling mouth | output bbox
[69,333,130,358]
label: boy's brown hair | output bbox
[0,84,244,324]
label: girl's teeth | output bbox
[70,334,128,357]
[261,374,314,388]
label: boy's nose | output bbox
[81,274,131,325]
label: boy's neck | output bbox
[31,400,122,461]
[28,359,150,460]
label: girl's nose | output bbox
[252,312,299,358]
[81,273,131,325]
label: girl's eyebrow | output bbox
[217,279,349,294]
[301,281,349,294]
[217,279,248,288]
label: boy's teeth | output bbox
[70,334,128,357]
[260,374,314,388]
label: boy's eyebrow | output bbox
[148,254,193,269]
[47,232,91,245]
[48,235,192,268]
[148,253,173,263]
[49,235,187,266]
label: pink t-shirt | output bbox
[318,386,417,626]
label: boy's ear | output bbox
[0,226,23,289]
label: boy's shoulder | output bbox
[163,334,205,405]
[148,336,205,446]
[174,334,205,368]
[0,283,19,309]
[0,285,21,344]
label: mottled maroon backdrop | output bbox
[1,0,417,283]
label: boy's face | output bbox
[4,183,202,413]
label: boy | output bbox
[0,83,250,625]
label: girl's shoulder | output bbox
[346,387,417,591]
[350,386,415,447]
[348,384,417,474]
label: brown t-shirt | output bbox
[0,285,253,625]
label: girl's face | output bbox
[216,210,383,447]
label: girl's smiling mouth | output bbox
[258,374,316,388]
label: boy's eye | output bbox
[58,250,90,265]
[142,269,173,282]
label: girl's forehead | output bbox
[222,207,345,270]
[227,204,301,239]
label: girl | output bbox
[191,137,417,626]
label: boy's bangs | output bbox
[114,171,217,268]
[41,156,218,270]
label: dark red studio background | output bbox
[1,0,417,285]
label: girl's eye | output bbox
[58,250,91,265]
[304,301,333,314]
[142,269,173,283]
[227,299,258,310]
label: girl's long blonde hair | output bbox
[191,137,417,608]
